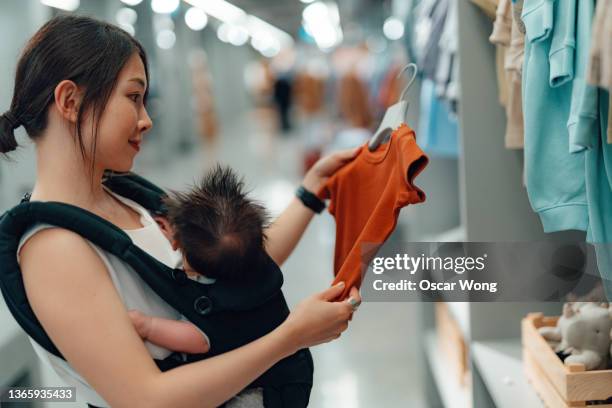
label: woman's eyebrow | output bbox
[128,77,146,89]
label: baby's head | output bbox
[163,165,269,281]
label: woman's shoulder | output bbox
[18,223,90,261]
[18,223,109,283]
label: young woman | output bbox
[0,15,361,407]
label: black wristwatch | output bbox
[296,185,326,214]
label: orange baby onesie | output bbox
[318,124,428,299]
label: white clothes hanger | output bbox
[368,63,419,151]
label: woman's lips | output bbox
[128,140,140,152]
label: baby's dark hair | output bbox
[163,165,270,281]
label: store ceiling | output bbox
[230,0,389,39]
[231,0,302,36]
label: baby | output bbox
[128,164,269,355]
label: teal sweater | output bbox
[521,0,588,233]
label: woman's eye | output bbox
[129,94,141,103]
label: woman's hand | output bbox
[302,147,361,193]
[280,282,361,352]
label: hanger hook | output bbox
[367,63,418,152]
[398,63,418,102]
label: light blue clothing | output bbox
[521,0,588,233]
[584,92,612,299]
[582,90,612,300]
[417,78,459,157]
[568,0,596,153]
[566,0,612,299]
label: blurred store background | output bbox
[0,0,568,407]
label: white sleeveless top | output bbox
[16,188,185,407]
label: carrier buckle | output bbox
[171,268,188,285]
[194,296,213,315]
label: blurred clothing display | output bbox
[294,73,326,115]
[587,0,612,90]
[435,0,459,112]
[418,79,459,157]
[419,0,449,81]
[317,124,428,300]
[489,0,525,149]
[409,0,460,113]
[339,72,373,129]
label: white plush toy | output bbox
[539,303,612,371]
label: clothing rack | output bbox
[412,1,567,406]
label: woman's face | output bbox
[89,53,152,172]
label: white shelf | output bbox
[471,339,543,408]
[424,331,471,408]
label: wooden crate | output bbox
[435,302,469,387]
[522,313,612,407]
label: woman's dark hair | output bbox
[0,15,149,171]
[163,165,270,281]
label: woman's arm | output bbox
[265,147,360,266]
[128,310,210,354]
[21,228,356,408]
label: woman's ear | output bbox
[53,80,82,124]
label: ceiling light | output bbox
[151,0,179,14]
[40,0,79,11]
[302,1,343,50]
[120,0,143,5]
[246,15,293,48]
[184,0,294,49]
[184,7,208,30]
[217,23,231,43]
[383,17,404,40]
[228,25,249,46]
[260,42,280,58]
[183,0,245,24]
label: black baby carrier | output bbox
[0,172,313,407]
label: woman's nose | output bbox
[138,107,153,133]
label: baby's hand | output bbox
[128,309,153,339]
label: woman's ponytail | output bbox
[0,110,19,154]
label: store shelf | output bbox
[424,331,471,408]
[471,339,543,408]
